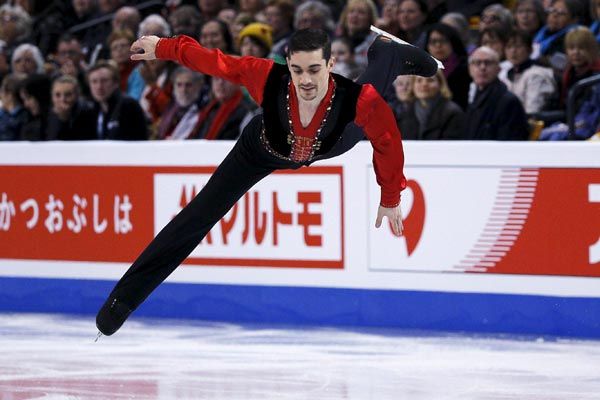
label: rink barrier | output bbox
[0,141,599,338]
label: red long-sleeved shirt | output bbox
[156,35,406,207]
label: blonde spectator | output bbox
[560,27,600,107]
[398,71,464,139]
[338,0,379,68]
[108,29,138,92]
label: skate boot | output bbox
[369,25,442,77]
[96,296,132,336]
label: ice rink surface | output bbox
[1,313,599,400]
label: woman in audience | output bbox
[513,0,546,38]
[398,70,464,140]
[337,0,378,68]
[294,0,335,34]
[11,43,44,76]
[19,73,51,141]
[479,4,515,33]
[499,30,556,115]
[440,12,475,53]
[425,23,471,110]
[199,19,234,53]
[389,74,414,127]
[533,0,581,69]
[0,74,27,141]
[238,22,273,58]
[559,26,600,108]
[108,29,138,92]
[397,0,428,48]
[331,37,363,80]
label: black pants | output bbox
[96,35,425,334]
[106,118,299,313]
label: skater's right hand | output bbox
[130,35,160,61]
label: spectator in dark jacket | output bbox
[0,74,27,141]
[88,60,148,140]
[425,23,471,110]
[399,70,464,140]
[464,46,529,140]
[47,75,96,140]
[19,73,52,141]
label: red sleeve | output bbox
[354,84,407,208]
[155,35,274,105]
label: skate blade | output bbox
[370,25,444,70]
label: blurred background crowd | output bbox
[0,0,598,143]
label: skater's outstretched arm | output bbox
[130,35,274,105]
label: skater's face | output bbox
[469,47,500,88]
[287,49,334,102]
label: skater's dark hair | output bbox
[287,28,331,61]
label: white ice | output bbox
[1,313,599,400]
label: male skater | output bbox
[96,28,439,336]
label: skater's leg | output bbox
[356,34,439,101]
[97,138,276,335]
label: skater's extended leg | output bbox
[97,138,277,335]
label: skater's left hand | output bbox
[375,204,403,237]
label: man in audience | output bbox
[87,60,148,140]
[464,46,529,140]
[156,67,204,140]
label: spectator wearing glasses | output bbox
[479,4,515,33]
[294,1,335,34]
[425,23,471,110]
[464,46,529,140]
[533,0,581,67]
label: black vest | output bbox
[261,63,363,162]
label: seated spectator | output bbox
[52,34,90,98]
[0,4,32,56]
[0,74,27,141]
[112,6,141,35]
[398,70,464,139]
[294,1,335,34]
[338,0,379,69]
[169,5,202,38]
[11,43,44,76]
[264,0,295,60]
[331,37,363,80]
[218,8,238,27]
[231,13,256,53]
[193,76,251,140]
[88,61,148,140]
[479,4,515,33]
[200,19,234,53]
[500,30,556,114]
[108,29,138,92]
[397,0,428,48]
[513,0,546,38]
[589,0,600,42]
[127,15,174,124]
[377,0,401,36]
[533,0,581,69]
[198,0,227,20]
[559,27,600,108]
[464,46,529,140]
[440,12,475,53]
[19,73,51,141]
[479,26,511,70]
[389,74,414,126]
[425,23,471,110]
[156,67,205,140]
[238,23,273,58]
[46,75,96,140]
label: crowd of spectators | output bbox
[0,0,599,142]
